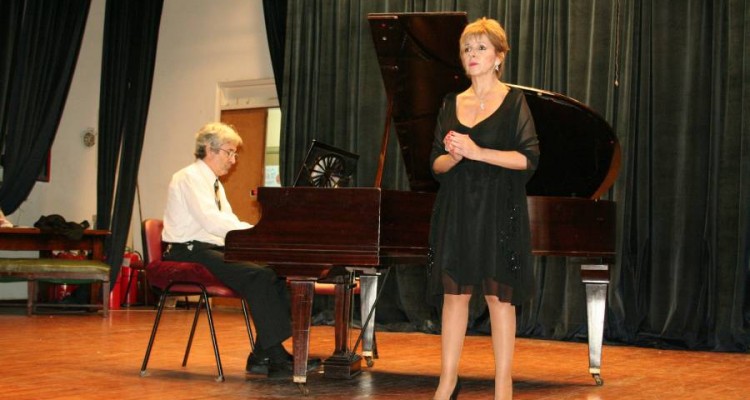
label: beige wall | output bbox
[1,0,274,299]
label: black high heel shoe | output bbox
[450,377,462,400]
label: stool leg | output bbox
[141,292,170,376]
[240,299,255,350]
[182,294,204,367]
[201,292,224,382]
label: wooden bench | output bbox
[0,258,110,316]
[0,227,110,317]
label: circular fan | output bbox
[308,154,349,187]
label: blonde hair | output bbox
[194,122,242,159]
[460,17,510,79]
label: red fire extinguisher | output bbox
[120,249,142,307]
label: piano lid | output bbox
[368,12,620,199]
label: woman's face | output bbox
[461,34,502,77]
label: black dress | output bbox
[428,87,540,306]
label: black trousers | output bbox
[163,242,292,350]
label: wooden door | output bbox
[220,108,267,225]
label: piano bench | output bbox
[0,258,110,317]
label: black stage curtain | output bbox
[0,0,90,214]
[262,0,288,102]
[279,1,750,351]
[97,0,163,285]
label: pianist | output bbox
[161,122,318,378]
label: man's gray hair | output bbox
[194,122,242,159]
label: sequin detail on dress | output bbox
[501,187,521,274]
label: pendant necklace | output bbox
[475,87,491,111]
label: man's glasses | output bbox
[217,148,239,160]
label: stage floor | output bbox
[0,306,747,399]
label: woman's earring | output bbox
[494,63,500,71]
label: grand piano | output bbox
[225,11,619,389]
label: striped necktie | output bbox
[214,179,222,210]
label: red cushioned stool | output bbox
[139,219,255,382]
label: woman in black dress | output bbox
[430,17,539,400]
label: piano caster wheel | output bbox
[296,383,309,396]
[365,356,374,368]
[592,373,603,386]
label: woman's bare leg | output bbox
[433,293,471,399]
[486,295,516,400]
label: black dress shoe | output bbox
[266,357,322,379]
[245,352,271,374]
[247,349,303,375]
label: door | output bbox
[220,108,267,225]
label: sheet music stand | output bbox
[293,140,359,188]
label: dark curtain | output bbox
[610,0,750,351]
[97,0,163,285]
[0,0,90,214]
[262,0,288,102]
[278,0,750,351]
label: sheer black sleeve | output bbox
[515,94,540,171]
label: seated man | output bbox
[161,122,318,378]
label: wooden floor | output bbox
[1,306,748,399]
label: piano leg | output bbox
[289,278,315,393]
[359,274,378,367]
[323,273,362,379]
[580,264,610,386]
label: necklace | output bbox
[474,87,491,111]
[474,82,503,111]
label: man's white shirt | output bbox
[162,159,252,246]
